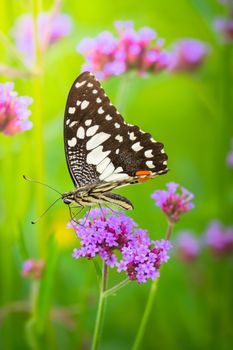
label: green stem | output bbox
[166,220,173,240]
[132,221,173,350]
[103,278,130,298]
[32,0,46,255]
[91,262,108,350]
[25,281,40,350]
[115,72,135,112]
[132,278,159,350]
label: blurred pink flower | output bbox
[12,12,72,62]
[176,231,200,262]
[0,82,33,135]
[214,18,233,41]
[204,221,233,256]
[226,138,233,167]
[22,259,45,279]
[169,39,208,72]
[151,182,194,223]
[77,21,169,80]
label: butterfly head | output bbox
[62,192,75,205]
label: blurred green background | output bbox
[0,0,233,349]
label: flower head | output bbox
[169,39,208,72]
[12,12,72,62]
[0,82,33,135]
[22,259,45,279]
[77,21,169,79]
[70,208,172,283]
[204,221,233,256]
[214,18,233,42]
[176,231,200,262]
[151,182,194,223]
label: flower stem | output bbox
[166,220,173,240]
[32,0,46,255]
[91,262,108,350]
[132,278,159,350]
[103,278,130,298]
[25,281,40,350]
[132,221,173,349]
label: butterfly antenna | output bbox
[31,197,62,224]
[23,175,62,195]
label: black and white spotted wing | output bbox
[64,71,168,191]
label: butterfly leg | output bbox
[68,205,85,224]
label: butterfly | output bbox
[62,71,168,212]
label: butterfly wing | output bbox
[64,71,168,189]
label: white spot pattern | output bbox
[66,119,70,125]
[105,173,129,182]
[86,132,110,150]
[115,123,120,128]
[75,80,86,88]
[99,163,115,180]
[68,138,77,147]
[86,125,99,137]
[76,100,81,106]
[129,132,136,141]
[96,97,102,103]
[115,135,123,142]
[97,157,111,174]
[77,126,85,139]
[69,121,78,127]
[93,89,98,94]
[85,119,92,126]
[98,107,104,114]
[132,142,143,152]
[68,107,76,114]
[105,115,112,121]
[86,146,110,165]
[87,82,93,87]
[144,149,153,158]
[81,100,89,110]
[146,160,155,169]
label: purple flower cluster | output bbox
[70,208,172,284]
[22,259,44,279]
[12,12,72,62]
[77,21,169,80]
[204,221,233,256]
[176,231,200,262]
[151,182,194,223]
[226,138,233,167]
[0,82,33,135]
[168,39,208,72]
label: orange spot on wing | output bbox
[136,170,153,183]
[136,170,152,176]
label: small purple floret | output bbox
[151,182,194,223]
[70,208,172,284]
[0,82,33,135]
